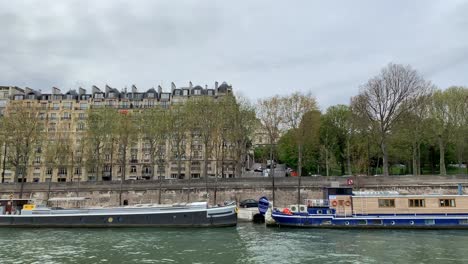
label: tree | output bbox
[139,108,169,180]
[43,133,72,199]
[2,103,42,198]
[115,110,138,205]
[256,96,283,204]
[167,105,187,180]
[429,87,467,175]
[321,105,353,175]
[85,108,117,181]
[392,94,432,175]
[218,95,257,178]
[184,97,218,197]
[280,92,318,206]
[351,63,432,176]
[277,111,321,175]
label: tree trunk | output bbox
[412,141,418,176]
[19,165,26,199]
[325,148,329,177]
[416,142,421,175]
[203,142,209,200]
[269,141,275,205]
[366,135,371,176]
[438,135,446,175]
[119,145,127,206]
[1,144,7,183]
[19,154,29,199]
[346,139,352,175]
[380,138,389,176]
[297,144,302,206]
[457,143,463,174]
[187,155,192,203]
[158,175,163,204]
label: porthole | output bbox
[391,221,396,225]
[410,220,414,225]
[345,221,350,225]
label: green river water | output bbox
[0,223,467,263]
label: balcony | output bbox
[130,159,138,164]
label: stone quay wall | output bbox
[1,175,467,207]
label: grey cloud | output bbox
[1,0,468,108]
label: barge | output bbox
[0,199,237,227]
[270,187,468,229]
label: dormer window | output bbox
[53,95,61,100]
[14,95,23,100]
[183,90,189,96]
[28,94,35,100]
[194,89,201,95]
[95,93,104,99]
[108,92,115,98]
[147,93,154,98]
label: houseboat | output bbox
[269,187,468,228]
[0,198,237,227]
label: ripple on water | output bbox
[1,225,468,263]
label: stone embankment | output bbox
[0,175,467,207]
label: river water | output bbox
[1,223,468,263]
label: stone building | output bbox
[1,82,236,183]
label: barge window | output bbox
[357,220,367,225]
[408,199,425,207]
[424,219,435,225]
[439,199,456,207]
[378,199,395,208]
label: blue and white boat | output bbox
[269,187,468,229]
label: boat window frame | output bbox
[439,199,456,207]
[408,199,425,208]
[378,199,395,208]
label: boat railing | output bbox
[304,199,329,207]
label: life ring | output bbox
[331,200,338,207]
[282,208,293,215]
[345,201,351,207]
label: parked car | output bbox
[239,199,258,208]
[254,167,264,172]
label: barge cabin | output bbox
[271,187,468,228]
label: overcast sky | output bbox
[1,0,467,109]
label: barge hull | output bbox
[272,214,468,229]
[0,208,237,228]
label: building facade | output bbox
[1,82,237,183]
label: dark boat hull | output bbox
[0,207,237,228]
[271,214,468,229]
